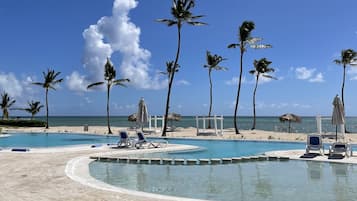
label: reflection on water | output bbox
[307,161,323,180]
[90,160,357,201]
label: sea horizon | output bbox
[9,115,356,134]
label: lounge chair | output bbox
[134,132,167,149]
[329,142,352,158]
[305,134,324,155]
[117,131,132,148]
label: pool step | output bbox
[90,155,290,165]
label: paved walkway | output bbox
[0,145,198,201]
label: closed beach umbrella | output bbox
[279,113,301,133]
[332,95,345,141]
[136,98,149,131]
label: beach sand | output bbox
[1,126,356,201]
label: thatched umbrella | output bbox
[167,113,181,121]
[279,113,301,133]
[128,113,137,122]
[166,113,181,130]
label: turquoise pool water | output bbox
[0,133,116,148]
[90,160,357,201]
[153,139,305,158]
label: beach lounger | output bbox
[134,132,167,149]
[305,134,324,155]
[329,142,352,158]
[117,131,132,148]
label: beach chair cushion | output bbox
[305,135,324,155]
[117,131,132,148]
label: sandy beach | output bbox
[3,125,357,143]
[1,126,356,201]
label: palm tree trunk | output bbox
[162,25,181,137]
[45,88,49,129]
[342,65,348,133]
[208,70,213,129]
[234,44,244,134]
[252,74,259,130]
[107,84,112,134]
[342,65,346,108]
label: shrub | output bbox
[0,119,46,127]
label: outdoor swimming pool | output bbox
[90,160,357,201]
[0,133,116,148]
[88,138,357,200]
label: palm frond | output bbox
[187,21,207,26]
[113,79,130,87]
[156,19,178,26]
[32,82,44,86]
[52,78,64,85]
[8,100,16,107]
[227,43,240,49]
[262,74,277,80]
[334,59,342,65]
[249,70,256,75]
[250,44,272,49]
[87,82,105,89]
[247,37,262,44]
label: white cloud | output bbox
[295,67,324,83]
[67,0,166,92]
[309,72,324,83]
[348,68,357,80]
[295,67,315,80]
[0,73,41,108]
[0,72,23,97]
[66,71,89,92]
[225,76,246,85]
[176,80,190,86]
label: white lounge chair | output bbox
[305,134,324,155]
[117,131,132,148]
[329,142,352,158]
[134,132,167,149]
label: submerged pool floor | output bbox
[90,160,357,201]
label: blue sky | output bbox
[0,0,357,117]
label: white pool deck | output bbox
[2,141,357,201]
[266,149,357,164]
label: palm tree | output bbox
[334,49,357,108]
[87,58,130,134]
[0,92,16,120]
[249,58,276,130]
[203,51,227,128]
[160,61,180,80]
[228,21,271,134]
[23,101,44,120]
[32,69,63,128]
[334,49,357,133]
[157,0,206,136]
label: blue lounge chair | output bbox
[305,134,324,155]
[134,132,167,149]
[329,142,352,158]
[117,131,132,148]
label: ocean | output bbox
[30,116,357,134]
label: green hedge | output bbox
[0,119,46,127]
